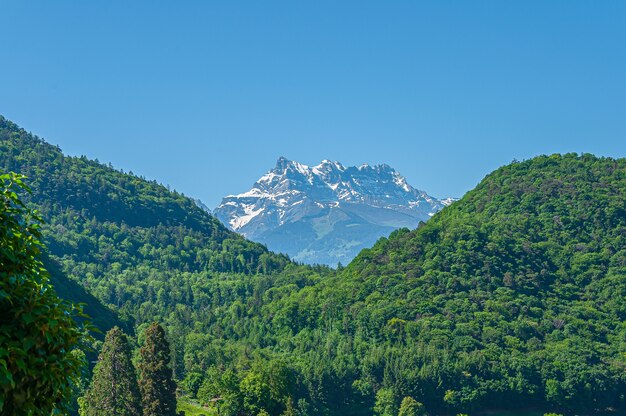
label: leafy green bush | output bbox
[0,172,85,414]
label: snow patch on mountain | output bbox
[214,157,455,266]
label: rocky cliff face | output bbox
[214,157,453,266]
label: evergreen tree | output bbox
[138,322,177,416]
[81,327,142,416]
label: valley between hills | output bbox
[213,156,454,267]
[3,115,626,415]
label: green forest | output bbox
[3,115,626,415]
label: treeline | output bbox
[169,154,626,415]
[3,115,626,415]
[265,153,626,414]
[0,116,290,277]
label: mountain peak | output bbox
[274,156,293,170]
[271,157,312,179]
[215,158,454,266]
[313,160,345,178]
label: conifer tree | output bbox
[81,326,142,416]
[138,322,177,416]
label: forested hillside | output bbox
[3,115,626,415]
[267,153,626,414]
[44,254,132,336]
[0,117,319,376]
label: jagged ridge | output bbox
[214,156,453,265]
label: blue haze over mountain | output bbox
[214,157,453,266]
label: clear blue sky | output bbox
[2,1,625,206]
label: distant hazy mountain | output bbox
[214,157,454,266]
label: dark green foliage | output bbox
[0,116,328,413]
[0,113,306,358]
[6,115,626,415]
[0,172,85,415]
[139,322,177,416]
[81,326,142,416]
[275,153,626,414]
[0,116,288,275]
[45,254,132,337]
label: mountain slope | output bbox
[265,153,626,414]
[5,115,626,415]
[0,115,305,376]
[44,255,132,337]
[214,157,452,265]
[0,116,290,277]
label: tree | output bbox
[281,397,296,416]
[240,359,292,416]
[374,388,397,416]
[138,322,177,416]
[398,396,426,416]
[240,370,271,415]
[81,326,142,415]
[0,172,85,415]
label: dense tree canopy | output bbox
[0,115,308,375]
[278,153,626,414]
[4,115,626,415]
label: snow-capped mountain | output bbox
[214,157,454,266]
